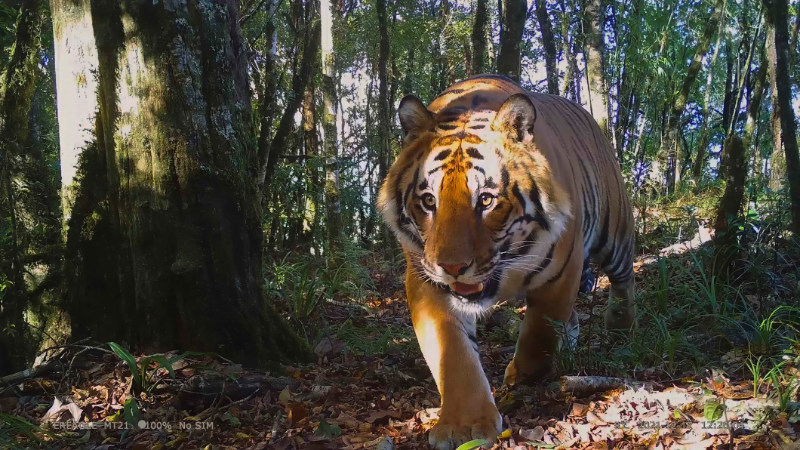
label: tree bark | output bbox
[765,0,800,233]
[321,0,342,258]
[497,0,527,81]
[583,0,609,134]
[50,0,312,366]
[660,0,726,191]
[535,0,558,93]
[471,0,488,75]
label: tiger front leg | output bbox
[504,261,580,386]
[406,278,501,450]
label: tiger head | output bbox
[378,90,572,313]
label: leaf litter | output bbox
[1,257,799,449]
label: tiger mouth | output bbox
[446,276,498,303]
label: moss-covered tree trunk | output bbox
[50,0,311,365]
[714,135,745,277]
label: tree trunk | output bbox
[766,12,785,191]
[743,43,768,153]
[660,0,726,191]
[497,0,527,81]
[471,0,488,75]
[50,0,311,365]
[558,0,578,99]
[766,0,800,233]
[321,0,342,258]
[256,0,278,193]
[691,6,727,182]
[0,0,46,374]
[583,0,609,134]
[535,0,558,93]
[714,135,746,275]
[303,80,321,245]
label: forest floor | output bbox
[2,235,800,449]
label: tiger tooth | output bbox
[477,283,484,292]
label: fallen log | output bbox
[560,375,657,395]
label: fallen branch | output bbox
[178,375,299,400]
[560,376,657,396]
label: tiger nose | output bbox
[439,262,471,276]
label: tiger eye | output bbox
[479,193,495,209]
[421,193,436,209]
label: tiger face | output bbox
[379,93,572,314]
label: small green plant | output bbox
[0,413,56,448]
[745,355,766,397]
[108,342,201,393]
[769,368,798,413]
[750,305,800,355]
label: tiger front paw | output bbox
[428,404,501,450]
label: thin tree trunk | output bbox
[766,0,800,233]
[303,80,320,245]
[497,0,527,81]
[321,0,342,258]
[660,0,726,191]
[743,43,767,154]
[50,0,311,365]
[256,0,278,194]
[472,0,488,75]
[558,0,577,98]
[535,0,558,93]
[766,15,785,190]
[583,0,609,135]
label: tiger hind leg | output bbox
[601,242,636,330]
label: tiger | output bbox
[377,74,636,449]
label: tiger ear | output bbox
[398,95,434,135]
[492,93,537,143]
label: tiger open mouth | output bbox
[446,276,499,303]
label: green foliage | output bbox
[108,342,204,393]
[264,240,376,321]
[0,413,56,449]
[703,400,726,422]
[456,439,490,450]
